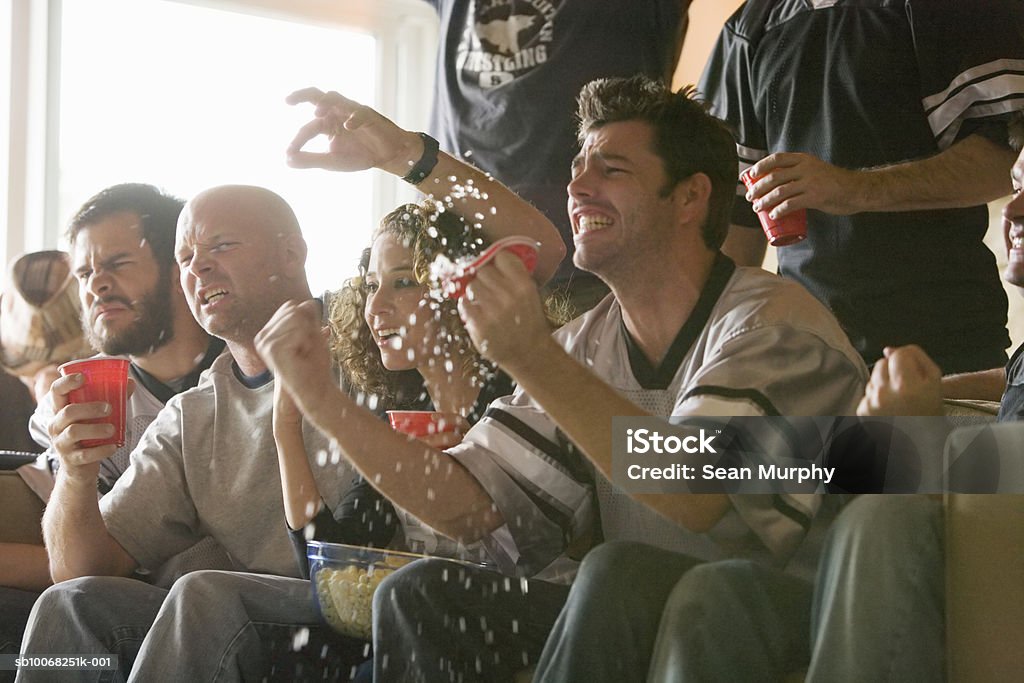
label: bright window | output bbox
[58,0,380,293]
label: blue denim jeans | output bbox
[372,559,569,682]
[17,571,363,683]
[647,558,812,682]
[532,541,707,683]
[534,496,944,682]
[807,495,945,683]
[1,587,42,683]
[17,576,165,683]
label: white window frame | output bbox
[1,0,438,267]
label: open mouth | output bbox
[375,328,403,347]
[202,288,228,305]
[1010,228,1024,251]
[575,214,613,236]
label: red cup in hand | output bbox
[386,410,459,438]
[58,357,130,448]
[740,170,808,247]
[437,236,540,300]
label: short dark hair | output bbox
[66,184,185,273]
[576,76,738,250]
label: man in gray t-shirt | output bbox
[17,186,354,682]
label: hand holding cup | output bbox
[740,169,807,247]
[58,358,130,448]
[434,237,540,300]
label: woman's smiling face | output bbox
[363,232,433,371]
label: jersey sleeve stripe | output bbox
[922,58,1024,111]
[771,493,813,530]
[925,67,1024,147]
[680,385,781,416]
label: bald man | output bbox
[16,186,355,682]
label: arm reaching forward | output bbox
[256,299,503,544]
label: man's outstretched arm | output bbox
[746,134,1016,221]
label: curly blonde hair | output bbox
[328,201,492,406]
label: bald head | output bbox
[180,185,302,243]
[175,185,310,346]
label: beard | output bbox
[85,273,175,356]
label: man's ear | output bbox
[672,172,713,223]
[681,172,712,206]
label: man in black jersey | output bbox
[700,0,1024,375]
[859,138,1024,421]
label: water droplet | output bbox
[291,627,309,651]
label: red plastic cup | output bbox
[386,411,459,438]
[439,236,540,300]
[740,170,808,247]
[58,357,130,448]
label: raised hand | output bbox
[285,87,423,177]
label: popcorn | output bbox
[313,555,413,639]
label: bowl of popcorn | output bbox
[307,541,427,640]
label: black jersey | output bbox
[700,0,1024,373]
